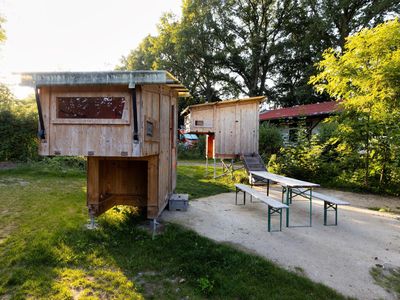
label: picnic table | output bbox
[250,171,320,227]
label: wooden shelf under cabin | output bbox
[87,157,159,217]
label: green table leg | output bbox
[286,187,290,227]
[335,204,338,225]
[310,189,313,226]
[268,206,271,232]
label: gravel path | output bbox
[162,187,400,299]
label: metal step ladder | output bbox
[242,153,267,185]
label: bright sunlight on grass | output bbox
[0,163,347,299]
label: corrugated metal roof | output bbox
[19,71,191,97]
[260,101,339,121]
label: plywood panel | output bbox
[187,107,215,133]
[158,94,171,213]
[50,124,131,156]
[216,104,236,156]
[142,86,161,157]
[48,85,134,157]
[239,102,258,155]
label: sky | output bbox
[0,0,182,98]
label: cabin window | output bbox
[56,97,126,119]
[146,121,154,137]
[194,120,204,126]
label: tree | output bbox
[117,35,157,70]
[0,84,14,111]
[271,0,400,107]
[310,19,400,186]
[212,0,294,97]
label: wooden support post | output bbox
[213,158,216,179]
[206,157,208,177]
[87,157,100,216]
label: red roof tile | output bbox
[260,101,340,121]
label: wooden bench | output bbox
[296,188,350,226]
[235,184,288,232]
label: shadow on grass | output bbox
[0,164,348,299]
[1,211,349,299]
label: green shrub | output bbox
[0,87,38,162]
[259,122,283,160]
[269,121,400,196]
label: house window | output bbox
[56,97,125,119]
[195,120,204,126]
[146,121,154,137]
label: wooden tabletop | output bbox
[250,171,320,188]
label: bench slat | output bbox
[296,188,350,205]
[235,184,288,209]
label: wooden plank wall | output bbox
[216,104,236,156]
[141,86,161,156]
[39,84,178,219]
[40,85,133,157]
[215,101,259,157]
[187,101,260,158]
[158,90,171,215]
[185,107,215,133]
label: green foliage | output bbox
[0,87,38,162]
[269,119,400,195]
[268,130,325,181]
[309,19,400,191]
[197,276,214,295]
[0,164,346,299]
[119,0,400,108]
[256,0,400,106]
[259,122,283,159]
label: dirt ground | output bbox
[161,186,400,300]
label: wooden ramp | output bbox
[242,153,267,185]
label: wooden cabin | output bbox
[182,96,265,159]
[21,71,189,220]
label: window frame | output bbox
[51,91,131,125]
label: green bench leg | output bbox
[324,202,338,226]
[268,206,271,232]
[235,188,246,206]
[285,187,290,227]
[335,204,338,225]
[310,189,312,227]
[268,207,283,232]
[235,187,238,205]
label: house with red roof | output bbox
[259,101,340,144]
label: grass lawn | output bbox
[0,163,347,299]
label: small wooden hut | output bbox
[182,96,265,159]
[21,71,189,220]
